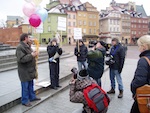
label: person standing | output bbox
[16,33,41,107]
[87,41,106,86]
[107,38,125,98]
[130,35,150,113]
[47,38,62,90]
[74,40,88,71]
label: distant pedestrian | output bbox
[130,35,150,113]
[47,38,62,90]
[107,38,125,98]
[16,33,41,107]
[74,40,88,71]
[87,41,106,86]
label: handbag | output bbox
[136,56,150,113]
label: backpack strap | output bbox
[143,56,150,66]
[143,56,150,84]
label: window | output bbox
[89,22,92,26]
[48,17,51,23]
[139,20,141,23]
[94,29,96,34]
[68,29,71,34]
[72,8,75,11]
[68,14,71,19]
[80,6,84,11]
[68,22,71,26]
[42,38,46,43]
[79,21,82,25]
[113,20,115,25]
[110,27,112,32]
[83,29,86,33]
[68,7,71,11]
[110,19,112,24]
[113,27,115,32]
[89,29,92,34]
[117,20,119,25]
[73,22,76,26]
[48,26,50,32]
[84,21,86,25]
[117,27,119,32]
[73,15,76,19]
[94,22,96,26]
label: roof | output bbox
[136,5,147,17]
[7,16,22,21]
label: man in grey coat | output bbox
[16,33,40,107]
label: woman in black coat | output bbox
[130,35,150,113]
[47,38,62,90]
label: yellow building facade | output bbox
[76,2,99,44]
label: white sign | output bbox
[36,23,43,33]
[74,28,82,39]
[57,17,66,31]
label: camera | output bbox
[71,67,78,79]
[105,54,115,65]
[88,40,97,48]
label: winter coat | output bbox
[16,42,36,82]
[110,43,125,73]
[87,49,104,79]
[47,45,62,63]
[70,77,97,113]
[131,50,150,97]
[74,44,88,62]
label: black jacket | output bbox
[74,44,88,62]
[110,43,125,73]
[47,45,62,63]
[131,50,150,97]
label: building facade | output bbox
[6,16,23,28]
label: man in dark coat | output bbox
[47,38,62,90]
[74,40,88,71]
[87,41,106,86]
[107,38,125,98]
[16,33,40,107]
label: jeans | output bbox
[77,61,87,71]
[21,80,36,104]
[109,68,123,90]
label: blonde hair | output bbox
[137,35,150,50]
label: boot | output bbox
[118,90,123,98]
[107,88,115,94]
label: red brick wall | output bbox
[0,27,22,46]
[130,17,149,44]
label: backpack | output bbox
[136,56,150,113]
[83,83,110,113]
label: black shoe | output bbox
[49,85,58,90]
[56,85,62,88]
[107,88,115,94]
[31,97,41,102]
[118,90,123,98]
[22,103,32,107]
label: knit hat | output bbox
[77,69,89,80]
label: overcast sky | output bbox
[0,0,149,21]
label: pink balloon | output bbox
[23,2,36,17]
[29,14,41,27]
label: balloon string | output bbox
[34,27,39,80]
